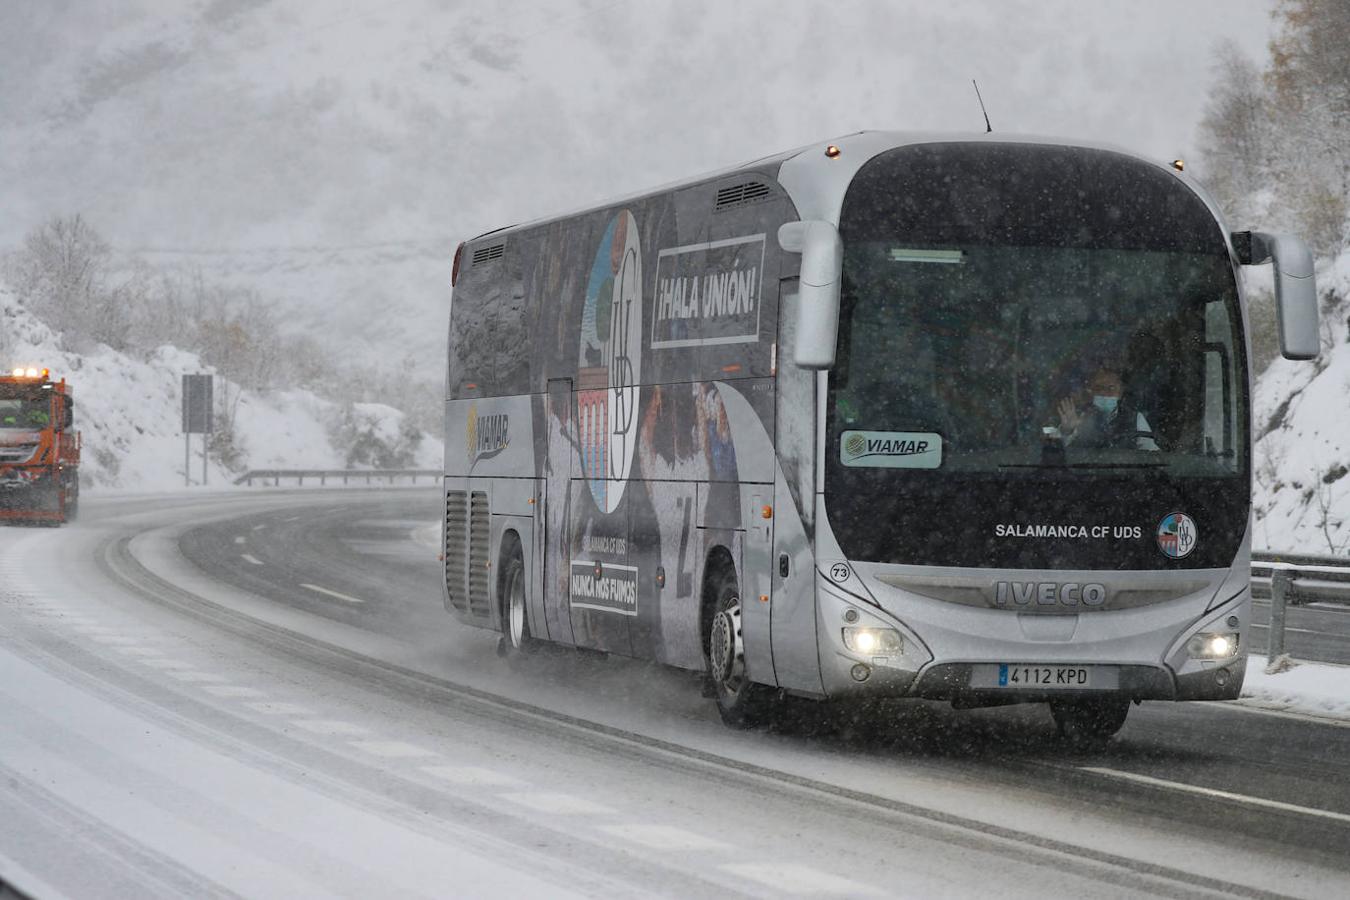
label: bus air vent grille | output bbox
[467,491,492,618]
[714,181,771,211]
[471,243,506,266]
[443,490,469,613]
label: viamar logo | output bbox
[839,430,943,470]
[465,403,509,463]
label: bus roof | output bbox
[463,130,1217,248]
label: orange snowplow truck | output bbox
[0,367,80,524]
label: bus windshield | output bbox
[832,244,1243,476]
[828,142,1249,570]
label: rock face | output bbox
[1252,251,1350,555]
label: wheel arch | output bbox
[699,544,738,658]
[495,527,524,633]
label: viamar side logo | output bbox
[465,403,510,463]
[465,403,477,461]
[577,210,642,513]
[1156,512,1198,559]
[839,430,943,469]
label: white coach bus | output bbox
[442,132,1319,737]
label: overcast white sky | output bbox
[0,0,1281,249]
[0,0,1284,362]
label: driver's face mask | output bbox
[1092,395,1119,414]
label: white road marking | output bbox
[349,741,436,759]
[1080,766,1350,824]
[499,792,616,815]
[234,536,246,545]
[720,863,881,896]
[598,824,722,851]
[203,686,267,698]
[1252,598,1350,614]
[419,766,526,788]
[244,702,315,716]
[300,583,365,605]
[166,670,228,683]
[251,524,266,531]
[240,553,265,566]
[1248,623,1326,636]
[292,720,371,736]
[284,516,301,522]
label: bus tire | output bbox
[706,563,775,728]
[1049,697,1129,741]
[497,535,535,658]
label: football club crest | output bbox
[578,210,642,513]
[1156,512,1198,559]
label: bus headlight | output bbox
[842,627,903,655]
[1187,632,1239,659]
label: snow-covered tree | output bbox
[1199,0,1349,254]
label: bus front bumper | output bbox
[815,572,1248,704]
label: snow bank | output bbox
[1252,248,1350,556]
[1241,654,1350,721]
[0,283,442,491]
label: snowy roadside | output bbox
[1239,654,1350,722]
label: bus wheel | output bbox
[497,537,535,658]
[1049,698,1129,741]
[706,567,773,728]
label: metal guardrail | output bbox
[1253,550,1350,568]
[1253,552,1350,669]
[1251,550,1350,605]
[233,469,440,487]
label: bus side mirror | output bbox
[1233,231,1319,360]
[778,220,843,369]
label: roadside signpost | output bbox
[182,374,214,486]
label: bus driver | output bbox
[1056,364,1160,451]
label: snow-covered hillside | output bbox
[0,1,1275,366]
[1253,250,1350,556]
[0,282,442,491]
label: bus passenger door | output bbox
[744,485,776,677]
[771,287,827,695]
[543,378,577,645]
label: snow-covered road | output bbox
[2,490,1348,899]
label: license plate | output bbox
[970,664,1119,690]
